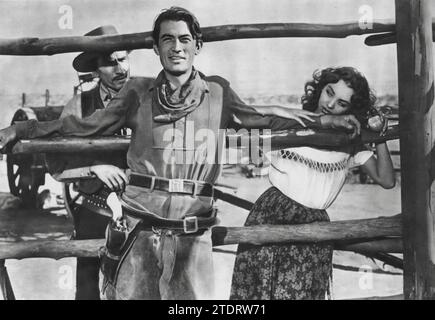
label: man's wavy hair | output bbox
[301,67,376,125]
[152,7,203,48]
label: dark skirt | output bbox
[230,187,333,300]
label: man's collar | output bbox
[99,81,119,102]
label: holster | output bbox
[81,186,113,217]
[99,219,140,291]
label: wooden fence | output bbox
[1,0,435,300]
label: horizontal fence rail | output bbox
[0,216,402,260]
[2,21,435,55]
[7,125,399,155]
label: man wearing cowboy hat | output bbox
[50,25,132,300]
[61,25,130,119]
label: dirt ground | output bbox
[0,156,403,300]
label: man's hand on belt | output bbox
[90,164,127,191]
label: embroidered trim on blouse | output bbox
[279,150,348,173]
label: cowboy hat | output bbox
[72,25,121,72]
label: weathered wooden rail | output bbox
[395,0,435,299]
[1,21,435,56]
[0,216,402,260]
[8,125,399,155]
[0,238,402,260]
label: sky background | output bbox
[0,0,433,99]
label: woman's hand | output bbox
[321,114,361,139]
[90,165,127,191]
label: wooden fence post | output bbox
[395,0,435,299]
[45,89,49,107]
[0,259,15,300]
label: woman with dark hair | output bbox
[302,67,377,124]
[230,67,395,300]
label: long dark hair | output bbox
[301,67,376,125]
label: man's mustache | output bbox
[113,73,128,80]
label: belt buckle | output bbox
[168,179,185,193]
[183,216,198,234]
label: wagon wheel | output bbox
[6,108,46,207]
[7,154,41,207]
[62,182,83,224]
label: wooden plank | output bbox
[8,125,399,155]
[0,238,402,260]
[10,136,131,154]
[335,238,402,254]
[395,0,435,299]
[365,31,435,46]
[0,240,105,260]
[365,32,398,46]
[0,217,402,260]
[211,216,402,246]
[0,238,403,260]
[0,22,396,56]
[0,215,402,247]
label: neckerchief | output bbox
[153,68,209,123]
